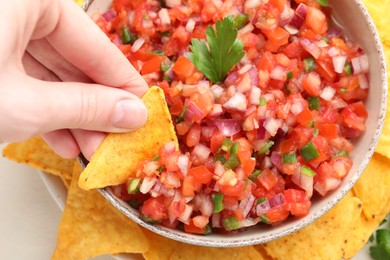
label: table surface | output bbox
[0,143,371,260]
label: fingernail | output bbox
[112,99,147,129]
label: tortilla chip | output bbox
[79,86,178,190]
[373,46,390,159]
[363,0,390,46]
[142,227,266,260]
[2,136,75,181]
[52,162,149,259]
[256,193,363,260]
[352,153,390,220]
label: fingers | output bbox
[22,52,60,82]
[41,130,80,159]
[70,129,106,161]
[45,0,148,97]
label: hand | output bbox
[0,0,149,160]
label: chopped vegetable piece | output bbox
[221,139,234,152]
[258,141,274,155]
[308,97,320,111]
[212,193,224,213]
[257,198,267,204]
[259,214,270,224]
[233,14,249,30]
[176,106,187,123]
[282,152,297,164]
[121,27,136,44]
[304,58,316,72]
[301,165,316,176]
[249,170,262,180]
[344,61,352,75]
[300,142,320,162]
[230,142,239,155]
[215,154,227,163]
[223,217,240,231]
[287,71,293,80]
[334,150,349,158]
[259,97,267,106]
[188,16,245,83]
[224,154,240,170]
[127,178,141,194]
[316,0,329,7]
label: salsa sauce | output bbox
[95,0,369,234]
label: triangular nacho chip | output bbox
[52,163,149,259]
[2,136,75,183]
[79,86,178,190]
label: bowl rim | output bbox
[81,0,388,247]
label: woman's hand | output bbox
[0,0,148,160]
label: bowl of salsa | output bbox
[82,0,387,247]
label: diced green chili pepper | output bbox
[257,197,267,204]
[249,170,262,180]
[224,154,240,170]
[313,128,319,136]
[212,193,224,213]
[301,165,316,176]
[304,58,316,72]
[233,14,249,30]
[333,149,349,158]
[121,27,136,44]
[176,106,187,123]
[204,224,212,235]
[287,71,293,80]
[340,88,347,93]
[308,97,320,111]
[230,142,239,155]
[159,31,171,37]
[259,96,267,106]
[282,152,297,164]
[322,37,329,43]
[300,142,320,162]
[221,138,234,152]
[316,0,328,7]
[223,217,240,231]
[127,178,141,194]
[258,141,274,155]
[215,154,227,163]
[157,165,165,173]
[152,155,159,161]
[149,50,165,55]
[259,214,270,224]
[344,61,352,76]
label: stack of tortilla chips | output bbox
[3,1,390,259]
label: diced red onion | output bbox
[248,66,259,86]
[236,73,252,93]
[142,19,153,28]
[330,97,348,109]
[284,25,299,35]
[238,218,260,228]
[214,161,225,177]
[358,74,369,89]
[194,194,213,217]
[290,101,304,115]
[263,118,282,136]
[263,156,272,168]
[177,155,189,176]
[102,9,116,22]
[269,193,286,207]
[300,38,321,59]
[270,152,282,169]
[328,47,341,57]
[152,181,175,197]
[281,123,289,134]
[224,200,238,211]
[351,55,369,75]
[224,71,239,86]
[256,200,271,215]
[158,8,171,25]
[256,119,266,139]
[185,18,196,33]
[279,5,294,27]
[238,64,252,75]
[320,86,336,101]
[212,213,221,228]
[332,55,348,74]
[239,194,256,218]
[270,65,287,81]
[131,38,145,53]
[187,101,204,118]
[165,0,181,7]
[245,0,261,10]
[238,23,254,34]
[327,28,342,38]
[245,105,257,117]
[249,86,261,105]
[223,92,248,111]
[192,144,211,162]
[201,126,217,140]
[316,40,329,48]
[288,3,307,29]
[209,104,223,117]
[214,119,242,136]
[140,176,157,194]
[314,178,341,196]
[291,171,313,198]
[211,84,224,98]
[178,204,193,224]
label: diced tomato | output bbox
[263,27,290,47]
[305,7,327,35]
[283,40,303,59]
[330,156,352,178]
[341,107,365,131]
[176,121,193,136]
[186,124,201,147]
[189,166,213,185]
[184,219,209,234]
[258,52,276,72]
[318,123,338,139]
[141,197,166,222]
[219,180,245,197]
[257,169,279,191]
[348,102,368,119]
[296,106,314,126]
[182,175,196,197]
[302,72,321,97]
[140,55,165,75]
[172,56,196,82]
[284,189,311,216]
[265,205,289,223]
[269,0,286,12]
[192,215,209,229]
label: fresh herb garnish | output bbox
[121,27,136,44]
[188,16,245,84]
[316,0,329,7]
[369,215,390,260]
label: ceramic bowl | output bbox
[81,0,387,247]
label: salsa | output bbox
[95,0,369,234]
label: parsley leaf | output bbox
[369,215,390,260]
[188,16,245,84]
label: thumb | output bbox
[0,76,148,142]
